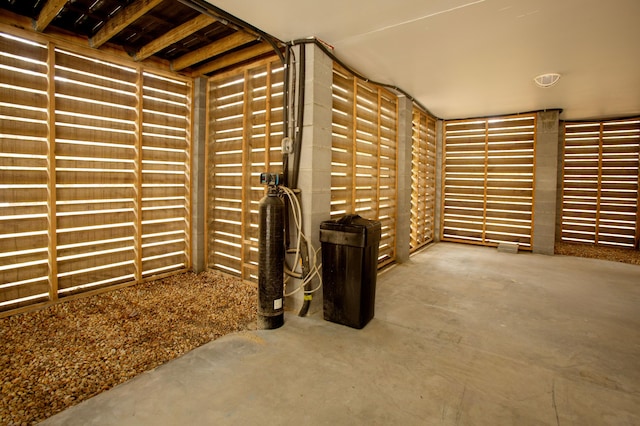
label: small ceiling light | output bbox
[534,73,561,88]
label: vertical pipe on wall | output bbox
[290,43,305,190]
[282,47,290,187]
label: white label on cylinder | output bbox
[274,298,283,310]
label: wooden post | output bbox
[46,42,58,302]
[203,79,211,268]
[529,114,537,249]
[440,122,448,241]
[240,69,249,279]
[185,80,194,270]
[482,120,489,244]
[351,77,358,214]
[559,122,566,244]
[265,62,272,174]
[636,138,640,250]
[429,114,437,243]
[134,69,144,282]
[595,122,604,244]
[375,88,382,221]
[410,109,418,249]
[392,93,399,261]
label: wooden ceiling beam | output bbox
[192,42,275,76]
[171,30,256,71]
[90,0,164,49]
[33,0,69,32]
[133,14,217,61]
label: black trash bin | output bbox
[319,214,381,329]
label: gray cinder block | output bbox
[497,242,519,254]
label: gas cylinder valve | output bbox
[260,172,283,187]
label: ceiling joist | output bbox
[2,1,285,77]
[171,30,256,71]
[33,0,69,32]
[192,42,275,76]
[90,0,164,48]
[133,14,217,61]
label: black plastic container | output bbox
[319,215,381,329]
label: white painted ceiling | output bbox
[206,0,640,121]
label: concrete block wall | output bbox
[286,44,333,314]
[296,44,333,254]
[395,96,414,263]
[192,48,567,294]
[532,110,561,255]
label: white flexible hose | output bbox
[280,186,323,297]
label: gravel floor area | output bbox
[555,242,640,265]
[0,270,257,426]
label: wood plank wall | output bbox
[331,64,399,266]
[410,107,437,252]
[206,57,284,282]
[562,118,640,248]
[442,114,537,249]
[0,27,192,315]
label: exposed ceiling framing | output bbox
[33,0,67,32]
[0,0,282,76]
[5,0,637,120]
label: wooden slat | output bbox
[331,63,398,265]
[410,108,436,252]
[563,118,639,248]
[206,58,283,281]
[46,41,57,303]
[141,71,191,276]
[0,25,192,315]
[443,114,536,249]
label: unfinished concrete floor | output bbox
[42,242,640,425]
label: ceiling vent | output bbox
[534,73,561,88]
